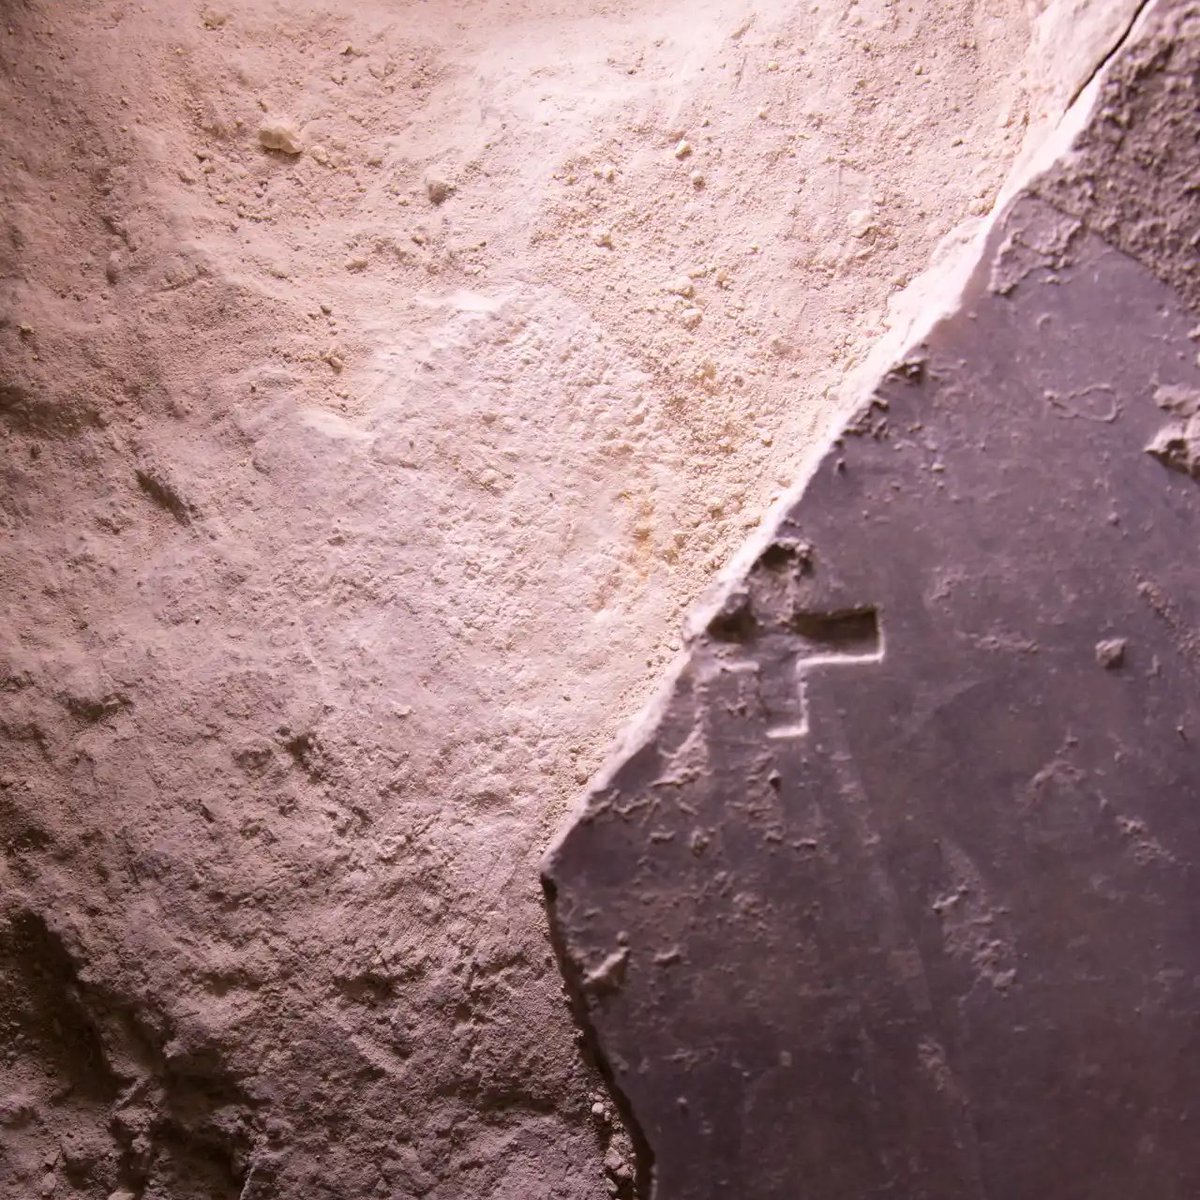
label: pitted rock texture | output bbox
[1034,0,1200,311]
[0,0,1166,1196]
[544,7,1200,1197]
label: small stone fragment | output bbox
[582,947,627,992]
[0,1092,34,1127]
[426,176,454,205]
[674,139,693,159]
[594,228,614,249]
[690,170,705,187]
[258,119,304,154]
[1146,385,1200,479]
[1095,638,1127,669]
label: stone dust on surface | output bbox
[0,0,1133,1196]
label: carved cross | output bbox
[725,608,883,739]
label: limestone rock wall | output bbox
[0,1,1142,1196]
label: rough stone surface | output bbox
[545,6,1200,1197]
[0,0,1160,1197]
[1035,0,1200,310]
